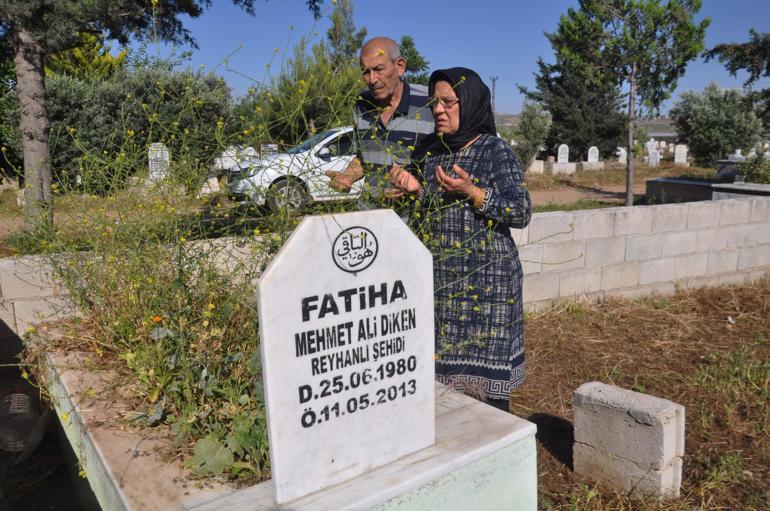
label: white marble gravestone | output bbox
[617,147,627,164]
[148,143,170,181]
[587,146,599,163]
[579,146,603,171]
[258,210,435,504]
[557,144,569,164]
[674,144,688,166]
[648,149,660,168]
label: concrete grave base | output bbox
[546,162,577,175]
[44,349,538,511]
[577,162,605,172]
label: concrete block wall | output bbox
[517,197,770,311]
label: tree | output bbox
[670,83,762,165]
[326,0,367,69]
[522,58,626,161]
[550,1,709,205]
[0,0,321,233]
[46,32,128,79]
[400,35,430,85]
[704,29,770,136]
[510,101,551,169]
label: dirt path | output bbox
[529,182,646,206]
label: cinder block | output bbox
[0,256,62,300]
[522,272,559,303]
[572,382,684,499]
[524,299,554,313]
[640,258,676,285]
[750,198,770,222]
[661,231,697,257]
[696,229,728,253]
[673,253,708,280]
[721,224,758,249]
[707,249,740,275]
[573,443,682,499]
[738,246,770,270]
[611,282,677,300]
[559,268,602,297]
[601,262,640,290]
[748,269,770,283]
[719,199,752,226]
[585,237,626,267]
[573,210,615,240]
[626,234,664,261]
[758,225,770,245]
[614,207,653,236]
[0,301,16,333]
[519,244,543,275]
[511,226,529,246]
[13,297,78,335]
[542,241,586,271]
[652,204,689,233]
[687,201,720,229]
[527,212,574,244]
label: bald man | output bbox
[327,37,434,203]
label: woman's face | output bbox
[431,81,460,135]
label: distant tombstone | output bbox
[557,144,569,163]
[660,141,667,151]
[648,149,660,167]
[258,210,435,504]
[645,138,657,155]
[148,143,170,181]
[616,147,627,164]
[674,145,688,165]
[728,149,746,162]
[587,146,599,163]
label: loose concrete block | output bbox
[661,231,697,257]
[614,207,653,237]
[738,246,770,270]
[573,382,684,499]
[573,210,615,240]
[13,297,77,334]
[519,244,543,275]
[639,258,676,285]
[601,262,640,291]
[0,301,16,333]
[527,212,574,244]
[750,198,770,222]
[696,229,728,253]
[542,241,586,271]
[523,272,559,303]
[0,256,62,300]
[686,201,720,230]
[652,204,689,233]
[511,226,529,246]
[719,199,751,226]
[559,268,602,297]
[673,253,708,280]
[707,249,740,275]
[626,234,664,261]
[585,237,626,267]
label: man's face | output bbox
[359,47,406,104]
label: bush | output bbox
[670,83,763,166]
[510,101,551,169]
[740,153,770,184]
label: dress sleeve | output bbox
[476,138,532,229]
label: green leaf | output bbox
[190,434,234,475]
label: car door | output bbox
[306,130,359,200]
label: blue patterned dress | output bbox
[412,134,532,400]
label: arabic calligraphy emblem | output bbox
[332,226,378,273]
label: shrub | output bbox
[740,153,770,184]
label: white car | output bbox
[228,127,362,212]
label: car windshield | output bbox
[285,130,339,154]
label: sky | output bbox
[144,0,770,115]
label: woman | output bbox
[390,67,532,411]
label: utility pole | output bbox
[489,76,499,113]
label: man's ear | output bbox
[395,57,407,77]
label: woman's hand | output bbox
[436,164,474,196]
[388,163,420,194]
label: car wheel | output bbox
[267,178,309,213]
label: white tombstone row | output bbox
[148,143,170,181]
[674,144,688,165]
[587,146,599,163]
[616,147,627,164]
[557,144,569,164]
[257,210,436,504]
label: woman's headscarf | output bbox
[413,67,497,161]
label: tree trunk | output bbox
[13,27,53,232]
[626,64,637,207]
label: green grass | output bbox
[534,199,622,213]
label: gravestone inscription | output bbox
[587,146,599,163]
[148,143,170,181]
[258,210,435,504]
